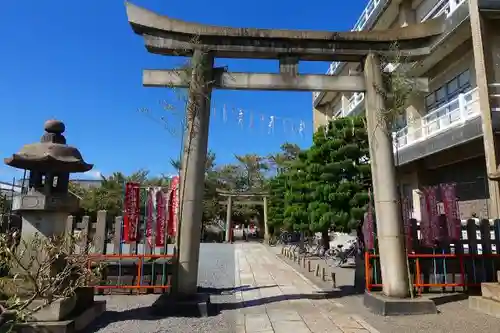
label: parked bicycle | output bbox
[328,240,358,267]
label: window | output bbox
[425,69,471,112]
[447,78,459,96]
[393,112,407,131]
[459,70,470,87]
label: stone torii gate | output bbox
[216,189,269,242]
[125,2,445,299]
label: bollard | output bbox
[331,272,337,288]
[307,260,311,272]
[315,263,320,277]
[281,247,285,255]
[302,257,306,268]
[322,267,326,281]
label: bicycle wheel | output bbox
[325,249,343,267]
[281,232,291,244]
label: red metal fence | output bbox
[364,218,500,293]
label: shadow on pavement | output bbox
[82,284,360,332]
[82,284,283,332]
[209,284,362,314]
[199,284,279,295]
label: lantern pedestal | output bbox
[470,272,500,317]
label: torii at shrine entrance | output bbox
[125,2,446,300]
[217,189,269,242]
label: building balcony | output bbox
[313,0,468,102]
[393,87,479,150]
[392,84,500,166]
[337,92,365,117]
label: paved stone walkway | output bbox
[233,243,378,333]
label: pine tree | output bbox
[283,152,310,233]
[267,172,287,233]
[307,116,371,234]
[267,143,301,234]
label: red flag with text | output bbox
[123,182,140,243]
[167,176,180,237]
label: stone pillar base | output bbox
[363,292,437,316]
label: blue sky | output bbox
[0,0,366,182]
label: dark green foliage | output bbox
[267,143,302,233]
[307,117,371,232]
[268,142,301,232]
[267,173,287,233]
[283,156,310,232]
[267,117,371,234]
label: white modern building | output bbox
[312,0,500,219]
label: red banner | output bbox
[425,186,440,244]
[421,186,439,247]
[440,183,461,242]
[402,196,413,252]
[145,188,155,247]
[167,176,180,237]
[123,182,140,243]
[156,189,167,247]
[419,189,432,247]
[362,189,375,250]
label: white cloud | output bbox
[83,170,103,179]
[161,173,178,179]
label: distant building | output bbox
[16,178,103,190]
[70,179,103,189]
[0,181,21,197]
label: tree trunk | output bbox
[299,232,305,252]
[321,231,330,252]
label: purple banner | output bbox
[440,183,462,242]
[419,189,433,247]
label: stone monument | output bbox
[2,119,105,332]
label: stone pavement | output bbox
[233,243,379,333]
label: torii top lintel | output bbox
[125,2,445,62]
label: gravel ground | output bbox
[83,243,237,333]
[271,245,500,333]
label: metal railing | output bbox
[393,88,479,149]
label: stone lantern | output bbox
[1,120,105,329]
[4,119,93,243]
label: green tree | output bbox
[307,117,371,239]
[282,152,310,234]
[234,154,269,191]
[70,170,171,218]
[0,194,8,215]
[267,143,301,234]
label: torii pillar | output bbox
[364,53,409,298]
[176,49,214,296]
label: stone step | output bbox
[482,283,500,302]
[470,296,500,318]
